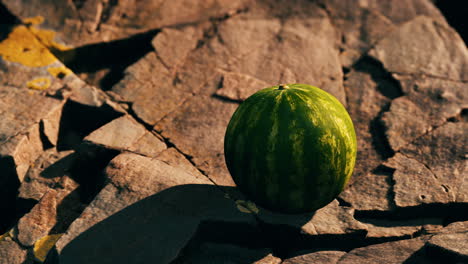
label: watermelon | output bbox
[224,84,357,214]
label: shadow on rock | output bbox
[48,184,310,264]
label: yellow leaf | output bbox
[34,234,63,262]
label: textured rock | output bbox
[321,0,446,67]
[427,221,468,261]
[55,151,212,253]
[0,240,28,264]
[19,148,75,201]
[156,95,238,186]
[338,237,429,264]
[15,176,79,247]
[2,0,249,46]
[399,122,467,203]
[385,153,453,207]
[361,218,443,238]
[257,200,367,237]
[369,16,468,81]
[339,170,394,211]
[0,86,63,181]
[283,251,346,264]
[382,76,467,151]
[84,115,166,157]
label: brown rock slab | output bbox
[215,70,269,101]
[0,86,63,181]
[55,151,213,253]
[155,94,238,186]
[84,115,166,157]
[0,240,28,264]
[342,69,392,185]
[385,153,453,207]
[339,170,394,211]
[15,176,79,247]
[399,122,467,203]
[257,200,367,237]
[338,237,429,264]
[254,254,282,264]
[361,218,443,238]
[2,0,249,46]
[152,25,206,70]
[369,16,468,81]
[427,221,468,261]
[283,250,346,264]
[19,148,75,201]
[382,76,467,151]
[322,0,445,67]
[56,152,256,263]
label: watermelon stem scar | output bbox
[278,84,289,90]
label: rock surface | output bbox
[0,0,467,263]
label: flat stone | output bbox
[322,0,445,66]
[55,151,213,253]
[152,26,205,70]
[84,115,166,157]
[361,218,443,238]
[56,152,256,263]
[2,0,249,46]
[19,148,75,201]
[15,190,58,247]
[0,240,28,264]
[0,87,63,181]
[384,153,453,207]
[15,176,79,247]
[111,51,193,125]
[342,70,391,184]
[215,70,269,101]
[257,200,367,237]
[339,170,394,211]
[382,76,467,151]
[283,250,346,264]
[369,16,468,81]
[399,122,467,203]
[155,95,238,186]
[426,221,468,261]
[338,237,429,264]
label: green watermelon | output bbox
[224,84,357,214]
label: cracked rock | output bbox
[283,250,346,264]
[84,115,167,157]
[399,122,467,203]
[385,153,453,207]
[257,200,367,237]
[2,0,249,46]
[338,236,429,264]
[369,16,468,81]
[382,76,467,151]
[155,94,239,186]
[55,150,213,253]
[0,240,28,264]
[19,148,75,201]
[15,175,79,247]
[427,221,468,261]
[361,218,443,238]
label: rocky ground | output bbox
[0,0,467,263]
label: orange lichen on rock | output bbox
[27,77,51,90]
[0,16,69,67]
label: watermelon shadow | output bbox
[50,184,311,264]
